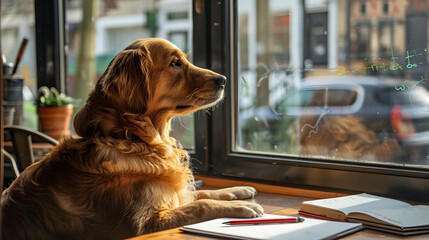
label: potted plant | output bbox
[36,87,78,140]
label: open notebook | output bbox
[181,214,363,240]
[299,193,429,236]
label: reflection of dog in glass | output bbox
[297,89,399,162]
[299,115,398,161]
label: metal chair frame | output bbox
[4,125,58,173]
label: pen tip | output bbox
[222,222,230,225]
[297,217,305,222]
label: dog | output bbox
[2,38,263,240]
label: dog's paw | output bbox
[196,186,257,201]
[208,186,257,200]
[222,186,257,200]
[227,201,264,218]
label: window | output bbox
[382,1,389,15]
[379,22,393,58]
[205,0,429,202]
[360,2,366,16]
[355,23,371,59]
[305,13,328,66]
[236,0,429,166]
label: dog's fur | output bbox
[1,38,263,240]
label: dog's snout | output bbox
[214,75,227,87]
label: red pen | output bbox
[222,217,305,225]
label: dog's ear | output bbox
[73,102,95,138]
[73,45,152,138]
[102,45,152,113]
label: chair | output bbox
[4,125,58,174]
[2,149,20,177]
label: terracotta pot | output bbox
[37,104,73,140]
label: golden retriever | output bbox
[2,38,263,240]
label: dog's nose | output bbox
[214,75,227,87]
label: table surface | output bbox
[4,141,55,149]
[128,190,429,240]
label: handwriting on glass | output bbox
[301,108,331,138]
[395,76,427,108]
[395,76,426,91]
[337,49,424,76]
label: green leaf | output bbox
[37,87,79,107]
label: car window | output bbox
[281,90,314,107]
[281,88,357,108]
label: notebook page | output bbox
[355,205,429,228]
[182,214,362,240]
[302,193,410,215]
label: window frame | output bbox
[203,0,429,203]
[190,0,211,171]
[34,0,67,92]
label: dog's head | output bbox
[74,38,226,139]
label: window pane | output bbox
[1,0,38,129]
[66,0,194,149]
[236,0,429,167]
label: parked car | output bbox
[238,76,429,163]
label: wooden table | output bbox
[127,189,429,240]
[3,141,55,150]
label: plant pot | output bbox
[37,104,73,140]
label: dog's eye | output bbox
[170,59,182,68]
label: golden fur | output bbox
[2,38,263,240]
